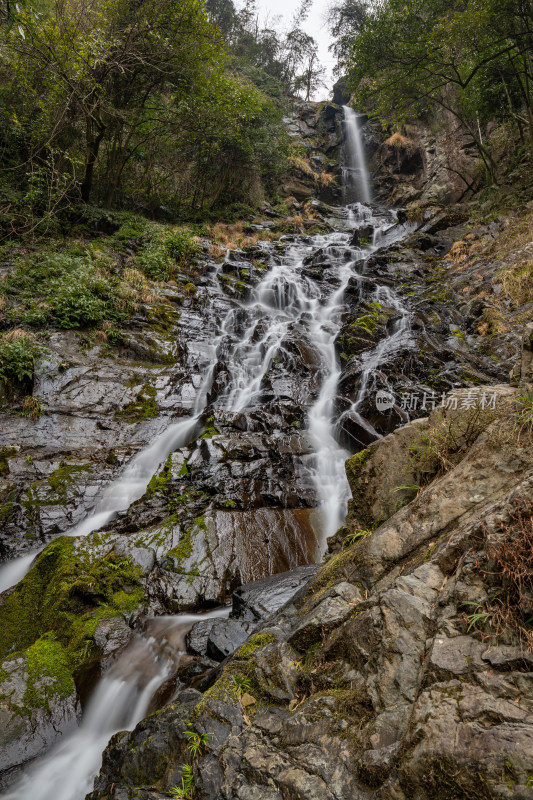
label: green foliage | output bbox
[0,249,137,331]
[344,528,372,546]
[170,765,196,799]
[0,0,294,228]
[0,537,144,670]
[0,333,42,390]
[21,395,43,418]
[185,730,212,758]
[230,674,252,698]
[339,0,533,181]
[137,228,201,281]
[462,602,492,632]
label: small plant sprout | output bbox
[231,674,252,698]
[344,528,372,546]
[185,730,212,758]
[462,602,492,633]
[170,765,195,799]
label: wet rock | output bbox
[187,619,217,657]
[206,619,255,661]
[93,618,134,662]
[0,651,79,780]
[232,565,319,622]
[349,224,374,247]
[90,392,533,800]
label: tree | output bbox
[337,0,533,181]
[327,0,368,72]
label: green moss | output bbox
[199,415,218,439]
[0,446,17,477]
[115,383,159,422]
[24,635,75,711]
[351,302,387,335]
[146,454,173,497]
[167,529,193,564]
[236,633,276,659]
[304,547,362,609]
[0,537,144,671]
[345,448,371,491]
[47,462,93,499]
[21,462,93,527]
[193,516,206,530]
[0,485,16,522]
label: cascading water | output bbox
[0,105,416,800]
[342,105,372,204]
[1,608,229,800]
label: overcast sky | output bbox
[237,0,336,100]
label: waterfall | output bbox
[0,103,419,800]
[1,609,229,800]
[342,105,372,204]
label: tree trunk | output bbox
[80,123,105,203]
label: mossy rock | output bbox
[0,446,17,477]
[0,537,144,674]
[115,382,159,422]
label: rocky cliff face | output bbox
[282,99,481,209]
[280,100,345,204]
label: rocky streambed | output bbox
[0,188,529,799]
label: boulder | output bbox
[332,77,351,106]
[206,619,255,661]
[0,644,79,778]
[232,565,319,622]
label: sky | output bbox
[238,0,336,100]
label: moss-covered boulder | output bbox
[0,636,79,773]
[0,536,144,676]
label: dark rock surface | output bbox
[232,564,319,622]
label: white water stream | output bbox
[1,607,229,800]
[0,107,415,800]
[342,105,372,204]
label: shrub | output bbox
[409,405,499,480]
[1,251,134,331]
[137,227,201,281]
[54,285,108,328]
[468,500,533,649]
[0,331,42,392]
